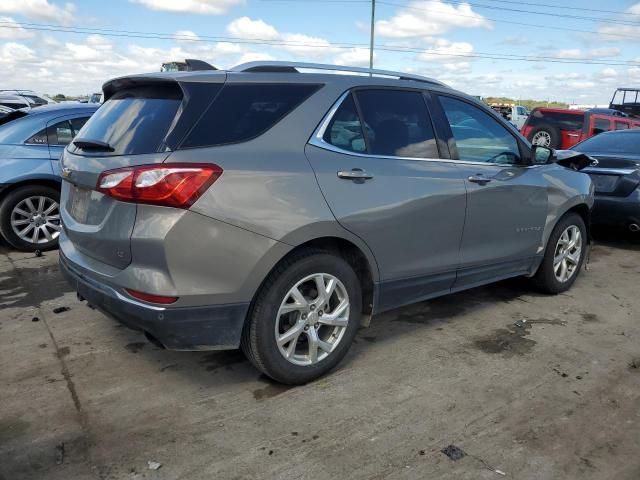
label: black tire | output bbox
[0,185,61,252]
[532,213,587,294]
[241,249,362,385]
[528,124,561,149]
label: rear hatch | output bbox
[60,73,225,268]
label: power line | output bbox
[261,0,640,23]
[455,0,639,16]
[260,0,640,17]
[2,21,640,67]
[258,0,640,40]
[377,0,640,27]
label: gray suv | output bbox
[59,62,594,384]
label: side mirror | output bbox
[532,145,554,165]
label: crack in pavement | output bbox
[3,251,100,479]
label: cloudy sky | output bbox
[1,0,640,103]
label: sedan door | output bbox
[47,115,91,169]
[433,94,548,290]
[305,88,467,312]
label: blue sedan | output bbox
[0,103,99,251]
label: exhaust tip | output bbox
[629,223,640,233]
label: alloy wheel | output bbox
[553,225,582,283]
[532,131,552,147]
[275,273,350,366]
[10,196,61,245]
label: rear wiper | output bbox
[73,138,114,152]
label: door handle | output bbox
[468,175,492,185]
[337,168,373,181]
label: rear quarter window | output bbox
[180,83,321,149]
[528,110,584,131]
[70,85,182,156]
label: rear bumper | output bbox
[591,190,640,227]
[59,251,249,350]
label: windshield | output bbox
[574,132,640,155]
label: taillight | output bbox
[96,163,222,208]
[125,289,178,305]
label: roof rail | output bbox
[230,61,447,87]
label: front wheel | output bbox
[241,250,362,384]
[532,213,587,294]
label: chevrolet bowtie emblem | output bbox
[61,167,73,178]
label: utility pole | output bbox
[369,0,376,72]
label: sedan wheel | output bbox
[275,273,350,366]
[11,195,61,246]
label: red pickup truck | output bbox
[521,107,640,149]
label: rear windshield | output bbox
[70,85,182,156]
[574,132,640,154]
[180,83,321,149]
[527,110,584,131]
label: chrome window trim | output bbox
[308,90,535,169]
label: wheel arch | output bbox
[0,177,61,204]
[248,234,379,328]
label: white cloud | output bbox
[587,47,620,58]
[553,48,620,60]
[334,48,372,67]
[280,33,339,57]
[0,0,75,25]
[0,16,33,39]
[599,68,618,78]
[630,2,640,14]
[132,0,242,15]
[226,17,337,59]
[501,36,529,46]
[0,42,36,63]
[376,0,491,39]
[226,16,279,40]
[235,51,276,65]
[417,39,474,64]
[555,49,582,59]
[174,30,200,43]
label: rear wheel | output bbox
[241,250,361,384]
[532,213,586,294]
[0,185,61,251]
[529,124,561,149]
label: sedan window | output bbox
[47,120,74,145]
[25,128,48,145]
[439,96,521,165]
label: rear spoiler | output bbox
[102,71,227,101]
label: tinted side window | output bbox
[528,110,583,131]
[439,96,521,165]
[47,120,73,145]
[355,89,438,158]
[182,84,321,148]
[70,117,90,136]
[323,94,366,153]
[593,118,611,134]
[25,127,48,145]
